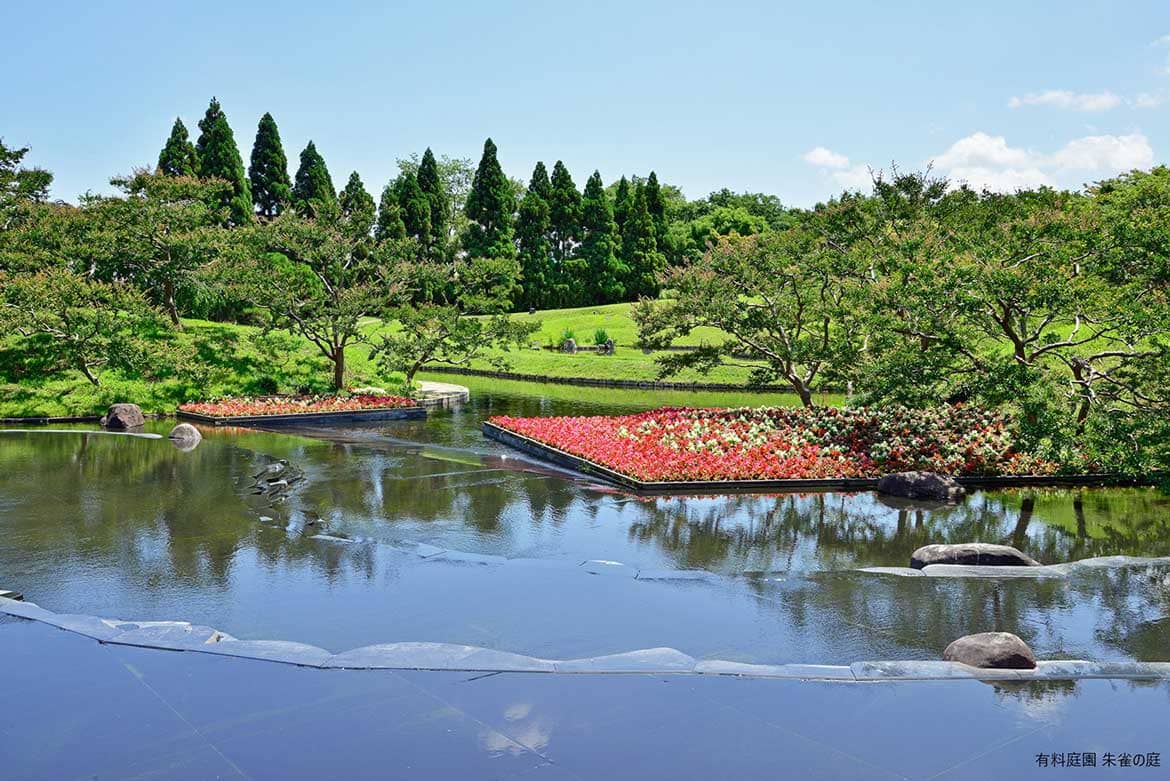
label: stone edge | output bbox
[2,597,1167,682]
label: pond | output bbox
[2,376,1168,665]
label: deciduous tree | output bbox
[376,256,537,386]
[232,204,407,390]
[634,224,868,406]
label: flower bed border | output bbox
[179,406,426,427]
[482,421,1154,494]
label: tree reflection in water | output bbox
[1,424,1168,662]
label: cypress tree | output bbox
[339,171,376,239]
[463,138,515,259]
[578,171,625,304]
[416,148,449,256]
[158,118,197,177]
[515,163,554,310]
[194,98,253,224]
[375,184,407,242]
[644,171,667,243]
[248,112,291,219]
[622,184,665,299]
[528,161,552,202]
[548,161,581,263]
[612,175,632,235]
[291,141,337,217]
[394,171,432,247]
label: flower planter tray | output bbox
[482,422,1151,495]
[178,406,426,427]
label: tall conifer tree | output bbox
[548,161,581,264]
[375,184,407,242]
[194,98,253,224]
[578,171,625,304]
[622,184,665,299]
[463,138,515,259]
[394,171,432,247]
[612,176,632,235]
[515,162,554,310]
[291,141,337,217]
[158,118,197,177]
[339,171,376,239]
[248,112,291,219]
[528,161,552,201]
[644,171,667,244]
[416,148,449,257]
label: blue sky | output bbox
[4,0,1169,206]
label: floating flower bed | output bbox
[488,405,1057,483]
[179,394,420,420]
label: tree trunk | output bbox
[332,348,346,391]
[79,361,100,387]
[163,279,181,328]
[790,378,814,408]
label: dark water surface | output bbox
[2,381,1169,663]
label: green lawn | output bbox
[417,371,839,410]
[0,304,793,417]
[0,319,397,418]
[370,301,773,385]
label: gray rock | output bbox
[943,632,1037,669]
[168,422,202,451]
[561,338,577,354]
[101,403,145,430]
[877,471,965,502]
[911,543,1040,569]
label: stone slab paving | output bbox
[2,618,1168,780]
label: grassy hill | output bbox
[0,304,796,417]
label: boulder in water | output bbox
[911,543,1040,569]
[101,403,145,430]
[944,632,1036,669]
[877,471,965,502]
[168,423,202,451]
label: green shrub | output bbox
[556,327,576,348]
[593,328,610,346]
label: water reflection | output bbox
[1,397,1169,662]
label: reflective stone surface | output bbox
[1,618,1168,781]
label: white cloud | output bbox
[1008,90,1122,111]
[830,165,876,192]
[801,146,876,192]
[945,166,1052,192]
[1049,133,1153,170]
[801,146,850,169]
[932,132,1034,170]
[803,131,1154,198]
[929,131,1153,192]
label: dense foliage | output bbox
[1,104,1168,473]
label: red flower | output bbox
[180,394,418,417]
[489,405,1053,482]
